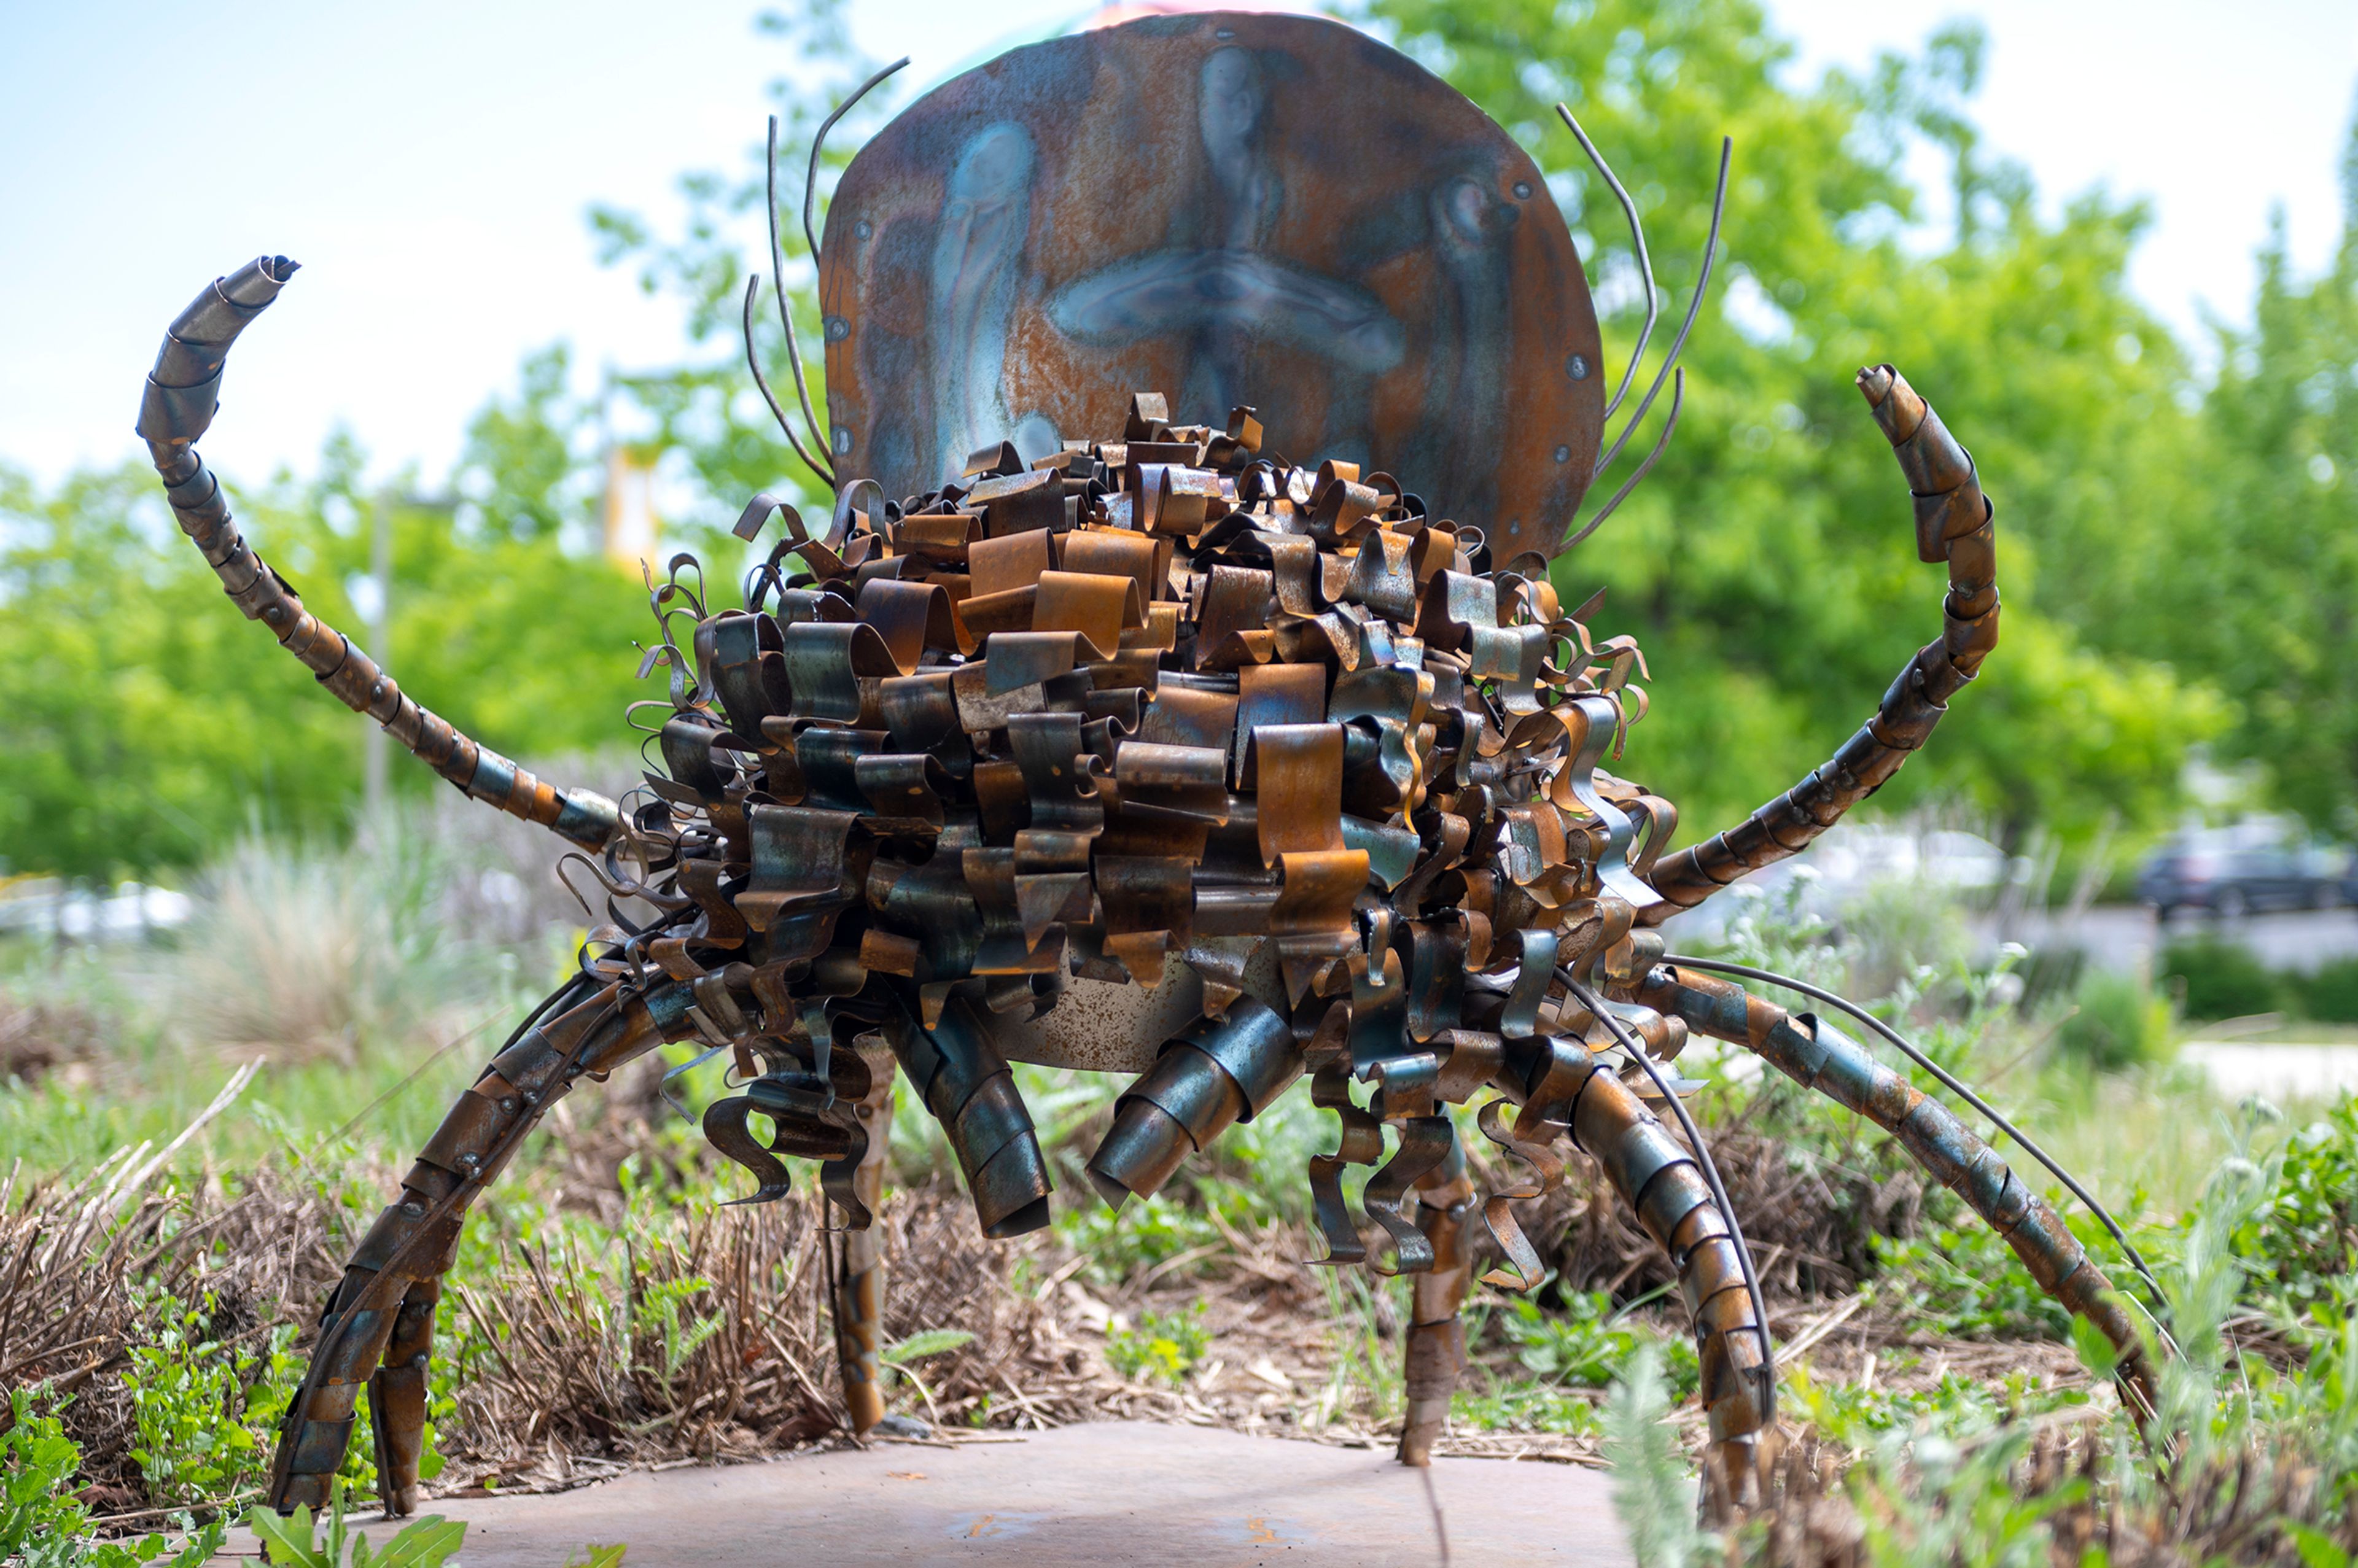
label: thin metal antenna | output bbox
[1558,368,1681,553]
[742,273,838,488]
[766,116,836,488]
[803,58,911,265]
[1557,104,1657,425]
[1595,137,1730,480]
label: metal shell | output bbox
[819,11,1605,556]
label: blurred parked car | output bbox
[2135,819,2351,917]
[0,878,192,941]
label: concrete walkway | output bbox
[214,1423,1630,1567]
[2182,1041,2358,1102]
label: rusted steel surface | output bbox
[835,1060,896,1436]
[1639,964,2156,1408]
[138,10,2155,1529]
[819,12,1606,559]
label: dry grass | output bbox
[0,989,102,1084]
[1525,1119,1921,1307]
[435,1184,1107,1493]
[0,1156,349,1514]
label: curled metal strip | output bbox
[1303,1058,1381,1268]
[702,1093,796,1206]
[1356,1052,1446,1276]
[1474,1097,1563,1292]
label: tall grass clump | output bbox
[1731,1102,2358,1563]
[2052,966,2177,1072]
[157,782,616,1066]
[2158,934,2284,1022]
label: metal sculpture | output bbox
[137,10,2158,1522]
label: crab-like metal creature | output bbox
[138,12,2155,1519]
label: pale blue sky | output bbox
[1,0,2351,490]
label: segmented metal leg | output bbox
[1396,1141,1475,1466]
[365,1279,438,1516]
[267,977,693,1515]
[1638,964,2156,1408]
[835,1060,895,1435]
[1571,1065,1770,1502]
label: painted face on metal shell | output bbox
[821,10,1605,555]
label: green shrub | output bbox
[2017,941,2088,1011]
[1056,1190,1226,1287]
[1,1391,225,1568]
[1105,1304,1213,1384]
[1,1391,88,1561]
[2052,968,2176,1071]
[1872,1221,2073,1341]
[2294,958,2358,1023]
[2231,1098,2358,1306]
[122,1295,292,1507]
[1496,1291,1700,1397]
[2158,935,2284,1020]
[243,1486,464,1568]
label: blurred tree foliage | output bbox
[2101,203,2358,831]
[1,0,2350,884]
[1355,0,2230,843]
[0,438,648,884]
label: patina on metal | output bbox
[817,12,1606,560]
[137,7,2163,1527]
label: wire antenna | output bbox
[1556,104,1659,425]
[765,117,837,489]
[742,273,837,487]
[757,60,910,494]
[1594,137,1730,481]
[1557,368,1682,554]
[804,58,910,265]
[1662,951,2178,1346]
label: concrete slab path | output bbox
[214,1423,1630,1567]
[2182,1040,2358,1101]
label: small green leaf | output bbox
[882,1329,976,1363]
[166,1519,231,1568]
[372,1515,468,1568]
[561,1545,630,1568]
[243,1504,333,1568]
[2067,1312,2122,1381]
[2288,1523,2351,1568]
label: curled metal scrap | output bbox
[137,13,2156,1529]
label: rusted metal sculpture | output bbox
[139,10,2158,1522]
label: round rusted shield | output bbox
[819,10,1605,557]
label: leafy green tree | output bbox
[454,343,597,544]
[0,462,356,884]
[0,437,650,885]
[1355,0,2223,844]
[586,0,892,547]
[2101,128,2358,830]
